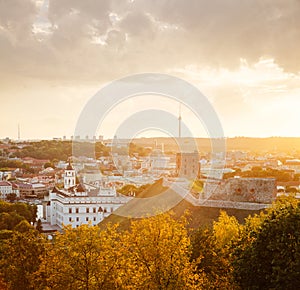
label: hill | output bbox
[100,179,262,230]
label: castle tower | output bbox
[64,161,76,189]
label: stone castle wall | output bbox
[204,177,276,203]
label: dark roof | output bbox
[66,162,73,170]
[0,181,11,186]
[52,186,61,193]
[76,183,85,192]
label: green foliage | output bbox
[36,219,43,233]
[6,193,17,202]
[14,220,34,233]
[224,167,292,182]
[0,230,13,240]
[0,212,24,231]
[0,201,37,232]
[117,184,139,196]
[128,142,151,157]
[117,183,151,196]
[43,161,54,169]
[190,179,203,193]
[14,140,72,161]
[0,230,46,290]
[1,199,300,289]
[0,159,23,169]
[232,196,300,289]
[191,227,234,289]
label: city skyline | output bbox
[1,1,300,139]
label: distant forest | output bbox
[3,137,300,163]
[135,137,300,154]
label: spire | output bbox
[66,159,73,170]
[64,159,76,190]
[178,102,182,138]
[18,123,20,141]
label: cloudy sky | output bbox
[1,0,300,139]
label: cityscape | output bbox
[1,0,300,289]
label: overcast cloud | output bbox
[0,0,300,80]
[1,0,300,138]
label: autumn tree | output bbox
[189,211,241,289]
[0,201,37,230]
[191,226,234,289]
[14,220,34,233]
[35,224,121,290]
[232,196,300,289]
[213,210,241,248]
[0,230,45,290]
[118,212,199,289]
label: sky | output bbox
[1,0,300,140]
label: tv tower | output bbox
[18,123,20,141]
[178,103,182,138]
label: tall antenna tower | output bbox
[18,123,20,141]
[178,103,182,138]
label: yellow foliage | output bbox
[33,214,203,289]
[118,213,199,289]
[213,211,241,248]
[34,223,121,289]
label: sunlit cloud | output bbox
[1,1,300,139]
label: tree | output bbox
[14,220,34,233]
[118,212,199,289]
[35,224,121,290]
[6,193,17,203]
[213,210,241,248]
[191,226,234,289]
[232,196,300,289]
[44,162,54,169]
[36,219,43,233]
[0,212,24,230]
[0,230,45,290]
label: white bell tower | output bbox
[64,161,76,189]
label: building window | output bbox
[76,208,79,214]
[76,217,79,222]
[93,217,96,221]
[93,208,96,213]
[69,217,72,222]
[86,208,89,213]
[86,217,89,221]
[69,208,72,214]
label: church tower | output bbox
[64,160,76,189]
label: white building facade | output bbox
[46,163,131,229]
[0,181,13,198]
